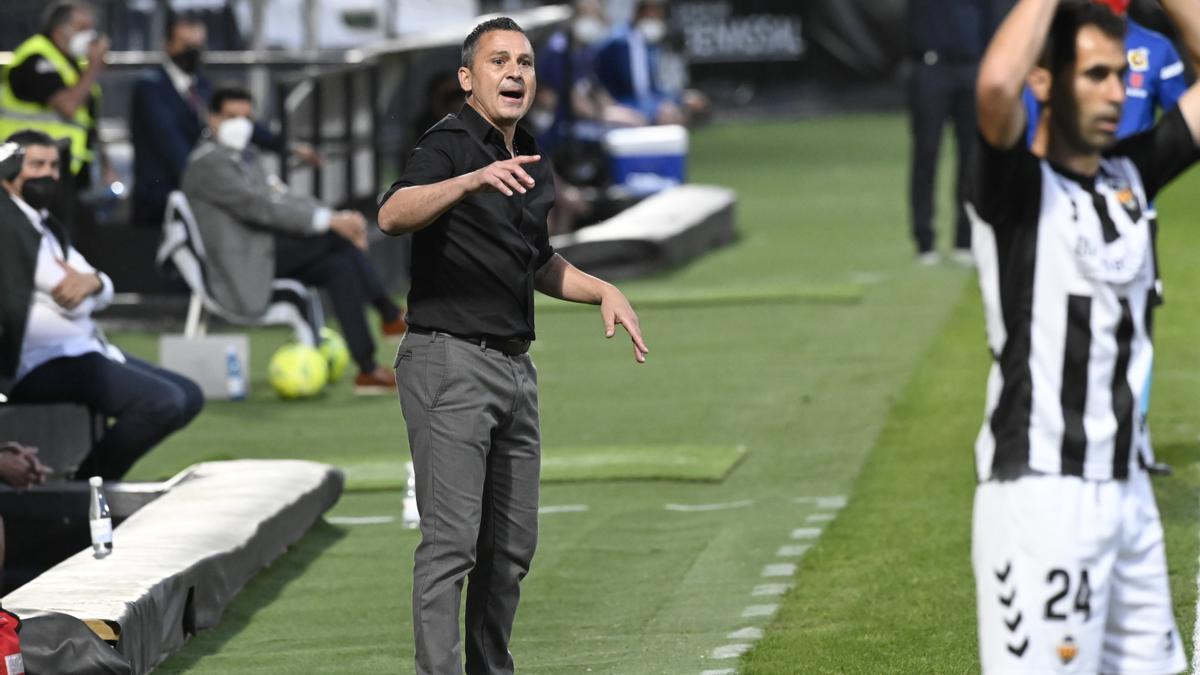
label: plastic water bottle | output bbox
[88,476,113,558]
[402,461,420,529]
[225,345,246,401]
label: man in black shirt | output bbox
[377,17,647,675]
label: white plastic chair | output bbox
[155,191,322,346]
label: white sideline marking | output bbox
[326,515,395,526]
[791,527,821,540]
[711,644,752,660]
[762,563,796,578]
[727,627,763,640]
[751,583,791,596]
[794,495,847,509]
[700,670,737,675]
[540,504,589,514]
[777,545,810,557]
[806,513,835,523]
[741,604,778,618]
[665,500,753,512]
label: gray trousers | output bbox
[395,331,541,675]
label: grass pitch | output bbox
[107,111,1200,674]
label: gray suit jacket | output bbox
[180,139,325,316]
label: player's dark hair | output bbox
[461,17,525,68]
[209,86,253,114]
[166,9,205,42]
[41,1,93,36]
[1039,0,1126,74]
[5,129,58,150]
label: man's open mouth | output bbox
[501,90,524,101]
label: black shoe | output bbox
[1147,461,1174,476]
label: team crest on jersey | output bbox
[1057,635,1079,664]
[1115,186,1142,222]
[1128,47,1150,72]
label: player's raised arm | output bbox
[976,0,1061,148]
[1161,0,1200,143]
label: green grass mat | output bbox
[341,445,747,491]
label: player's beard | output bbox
[1050,86,1117,156]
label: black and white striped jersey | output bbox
[967,109,1199,482]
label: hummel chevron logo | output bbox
[999,590,1016,607]
[1008,639,1029,657]
[1005,612,1022,632]
[994,562,1012,582]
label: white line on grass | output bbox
[751,583,791,596]
[790,527,821,540]
[806,513,835,523]
[776,545,810,557]
[762,563,796,577]
[665,500,754,512]
[727,627,764,640]
[325,516,395,526]
[741,604,778,618]
[539,504,589,514]
[711,644,753,660]
[700,669,736,675]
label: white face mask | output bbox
[572,16,607,46]
[636,18,666,45]
[216,117,254,151]
[68,29,97,59]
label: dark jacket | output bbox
[908,0,1012,62]
[130,65,213,227]
[0,191,38,385]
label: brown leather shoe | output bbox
[381,311,408,337]
[354,367,397,396]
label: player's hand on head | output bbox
[469,155,540,197]
[600,288,648,364]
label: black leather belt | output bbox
[410,328,531,356]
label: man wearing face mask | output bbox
[0,2,109,190]
[182,88,404,394]
[0,130,204,480]
[129,11,321,229]
[593,0,688,125]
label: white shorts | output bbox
[973,471,1186,674]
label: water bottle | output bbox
[402,461,420,529]
[88,476,113,558]
[225,345,246,401]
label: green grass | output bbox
[114,112,1174,673]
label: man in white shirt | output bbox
[2,130,204,480]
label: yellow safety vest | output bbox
[0,34,98,175]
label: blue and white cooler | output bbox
[603,124,688,196]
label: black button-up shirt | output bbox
[380,104,556,340]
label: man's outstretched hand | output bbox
[600,288,648,363]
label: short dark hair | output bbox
[1039,0,1126,74]
[209,86,253,114]
[5,129,58,150]
[461,17,526,68]
[166,9,205,42]
[41,1,92,35]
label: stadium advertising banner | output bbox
[674,0,905,83]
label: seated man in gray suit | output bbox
[181,87,404,394]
